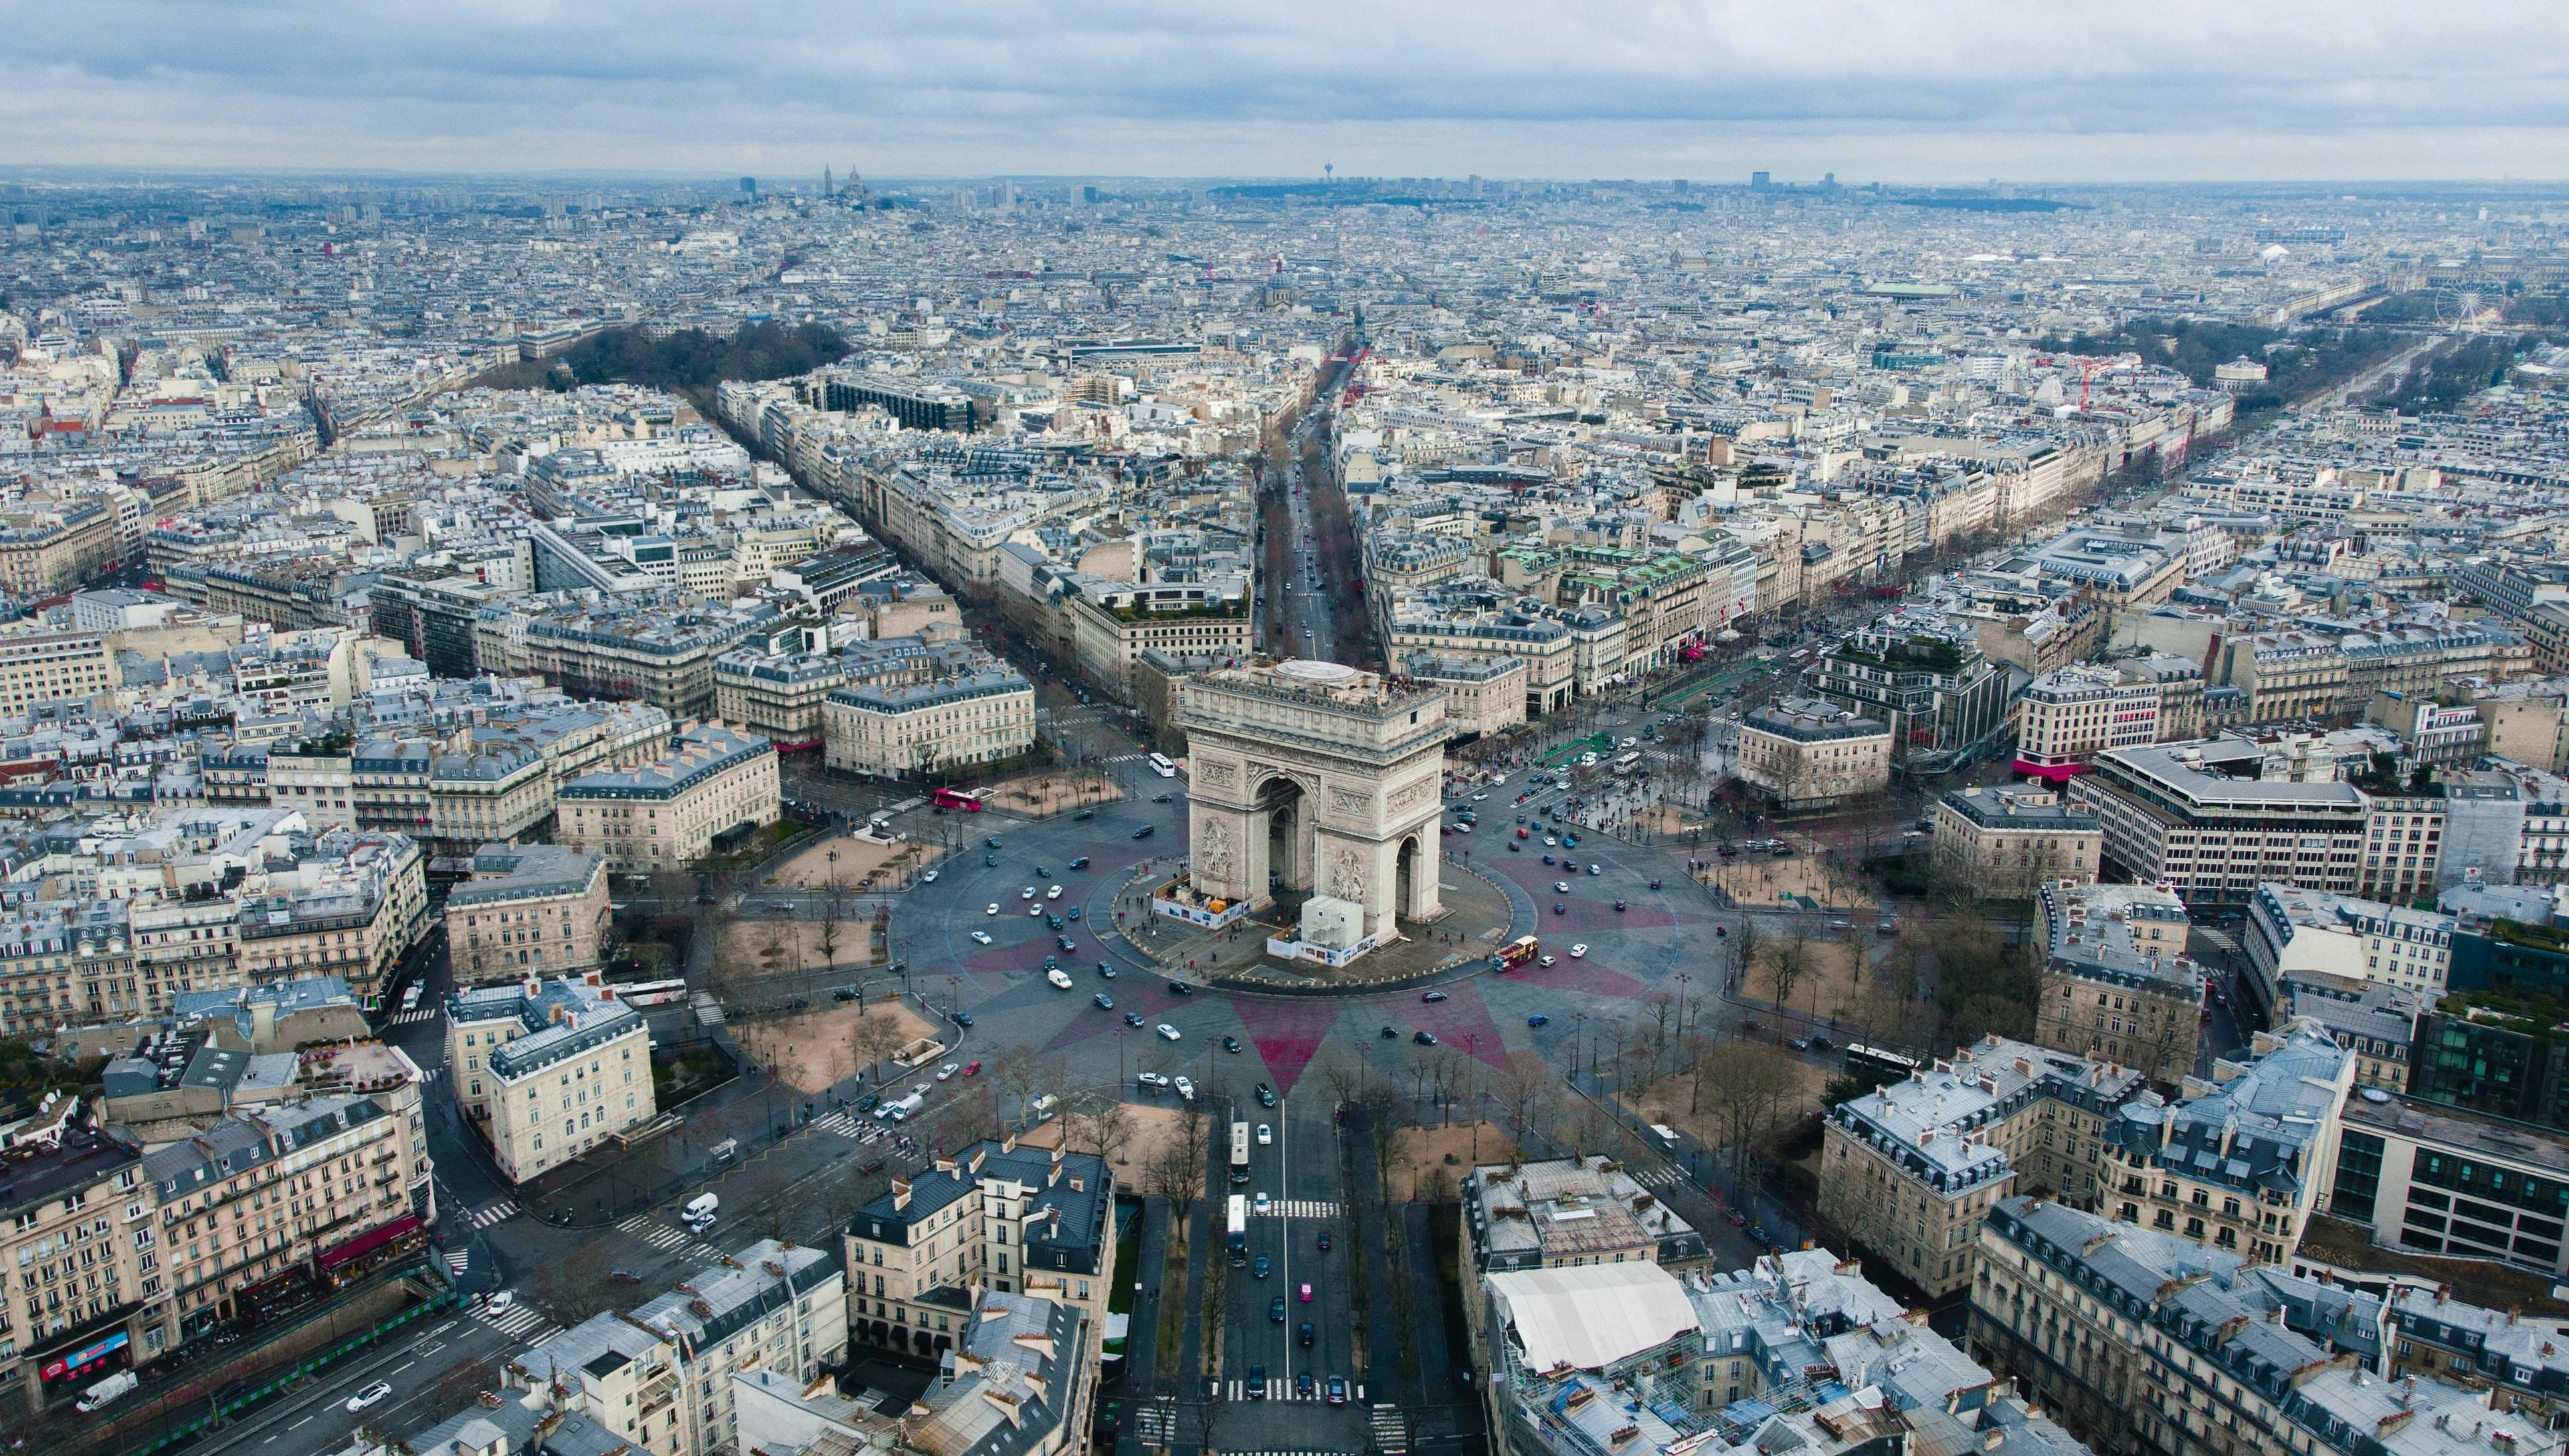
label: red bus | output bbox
[1493,935,1540,970]
[930,787,987,812]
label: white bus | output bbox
[1226,1194,1248,1265]
[1147,752,1178,778]
[1229,1120,1252,1184]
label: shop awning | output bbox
[317,1214,423,1271]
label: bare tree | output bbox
[1491,1052,1555,1153]
[1766,932,1811,1019]
[850,1003,907,1085]
[1729,916,1763,993]
[1700,1041,1806,1186]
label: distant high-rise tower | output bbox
[1468,174,1483,198]
[824,165,834,198]
[1750,171,1771,191]
[739,177,757,198]
[1324,161,1333,183]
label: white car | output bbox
[1554,881,1571,893]
[1256,1123,1272,1145]
[1021,887,1036,900]
[1156,1023,1181,1041]
[1137,1071,1172,1089]
[1174,1075,1196,1100]
[1028,904,1044,916]
[1588,863,1602,875]
[486,1290,515,1311]
[1544,836,1557,846]
[986,903,1000,916]
[937,1062,959,1081]
[921,869,939,883]
[1569,944,1589,958]
[1046,885,1063,901]
[1538,954,1557,967]
[1470,792,1487,801]
[1254,1191,1272,1214]
[970,931,993,945]
[347,1380,394,1412]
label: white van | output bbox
[76,1371,137,1412]
[682,1192,719,1231]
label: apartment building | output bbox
[1460,1154,1710,1273]
[444,845,611,984]
[2362,792,2448,905]
[445,972,655,1183]
[1480,1248,2088,1456]
[143,1093,427,1347]
[0,502,118,596]
[0,1110,159,1415]
[2279,971,2420,1092]
[0,897,140,1036]
[476,590,777,721]
[1966,1198,2531,1456]
[2013,663,2162,779]
[844,1139,1116,1358]
[1735,698,1892,813]
[2070,739,2373,906]
[2032,880,2206,1083]
[2217,631,2350,724]
[2382,1286,2569,1427]
[0,626,114,717]
[1408,652,1530,738]
[715,648,851,746]
[1820,1036,2145,1297]
[230,831,430,1003]
[1062,589,1253,704]
[507,1239,846,1456]
[1383,590,1578,716]
[557,723,779,875]
[425,737,553,847]
[821,665,1036,779]
[1806,617,2011,774]
[1933,786,2103,897]
[2097,1024,2355,1264]
[2245,883,2454,1025]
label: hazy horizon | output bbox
[8,1,2569,184]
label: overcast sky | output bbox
[7,0,2569,183]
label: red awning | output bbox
[317,1214,423,1271]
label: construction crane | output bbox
[2078,359,2096,411]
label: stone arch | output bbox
[1395,833,1426,921]
[1255,774,1313,894]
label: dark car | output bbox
[1132,825,1157,839]
[1422,990,1448,1003]
[1124,1013,1145,1028]
[834,987,858,1001]
[984,854,999,866]
[1327,1374,1349,1405]
[858,1157,886,1173]
[1057,935,1077,952]
[986,837,1003,849]
[1379,1025,1398,1039]
[1317,1230,1331,1251]
[1248,1362,1267,1398]
[1254,1255,1270,1279]
[1298,1324,1315,1350]
[1035,865,1051,877]
[1255,1083,1276,1106]
[1555,902,1567,914]
[1167,980,1193,995]
[1074,809,1094,820]
[857,1093,881,1113]
[1066,906,1082,921]
[1269,1296,1286,1322]
[1153,793,1173,804]
[953,1013,973,1027]
[1222,1035,1242,1053]
[1068,855,1090,869]
[1414,1030,1438,1046]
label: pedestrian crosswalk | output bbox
[1256,1199,1341,1219]
[810,1110,883,1140]
[1134,1400,1178,1442]
[1630,1164,1681,1188]
[385,1008,441,1027]
[1221,1377,1358,1402]
[613,1215,724,1261]
[444,1249,468,1275]
[466,1199,520,1229]
[480,1302,557,1342]
[1371,1404,1410,1455]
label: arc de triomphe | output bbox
[1173,659,1450,940]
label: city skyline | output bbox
[9,0,2569,181]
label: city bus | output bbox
[1493,935,1540,971]
[1226,1194,1248,1265]
[929,787,987,812]
[615,978,691,1008]
[1843,1043,1923,1087]
[1147,752,1178,779]
[1612,752,1643,776]
[1229,1120,1252,1184]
